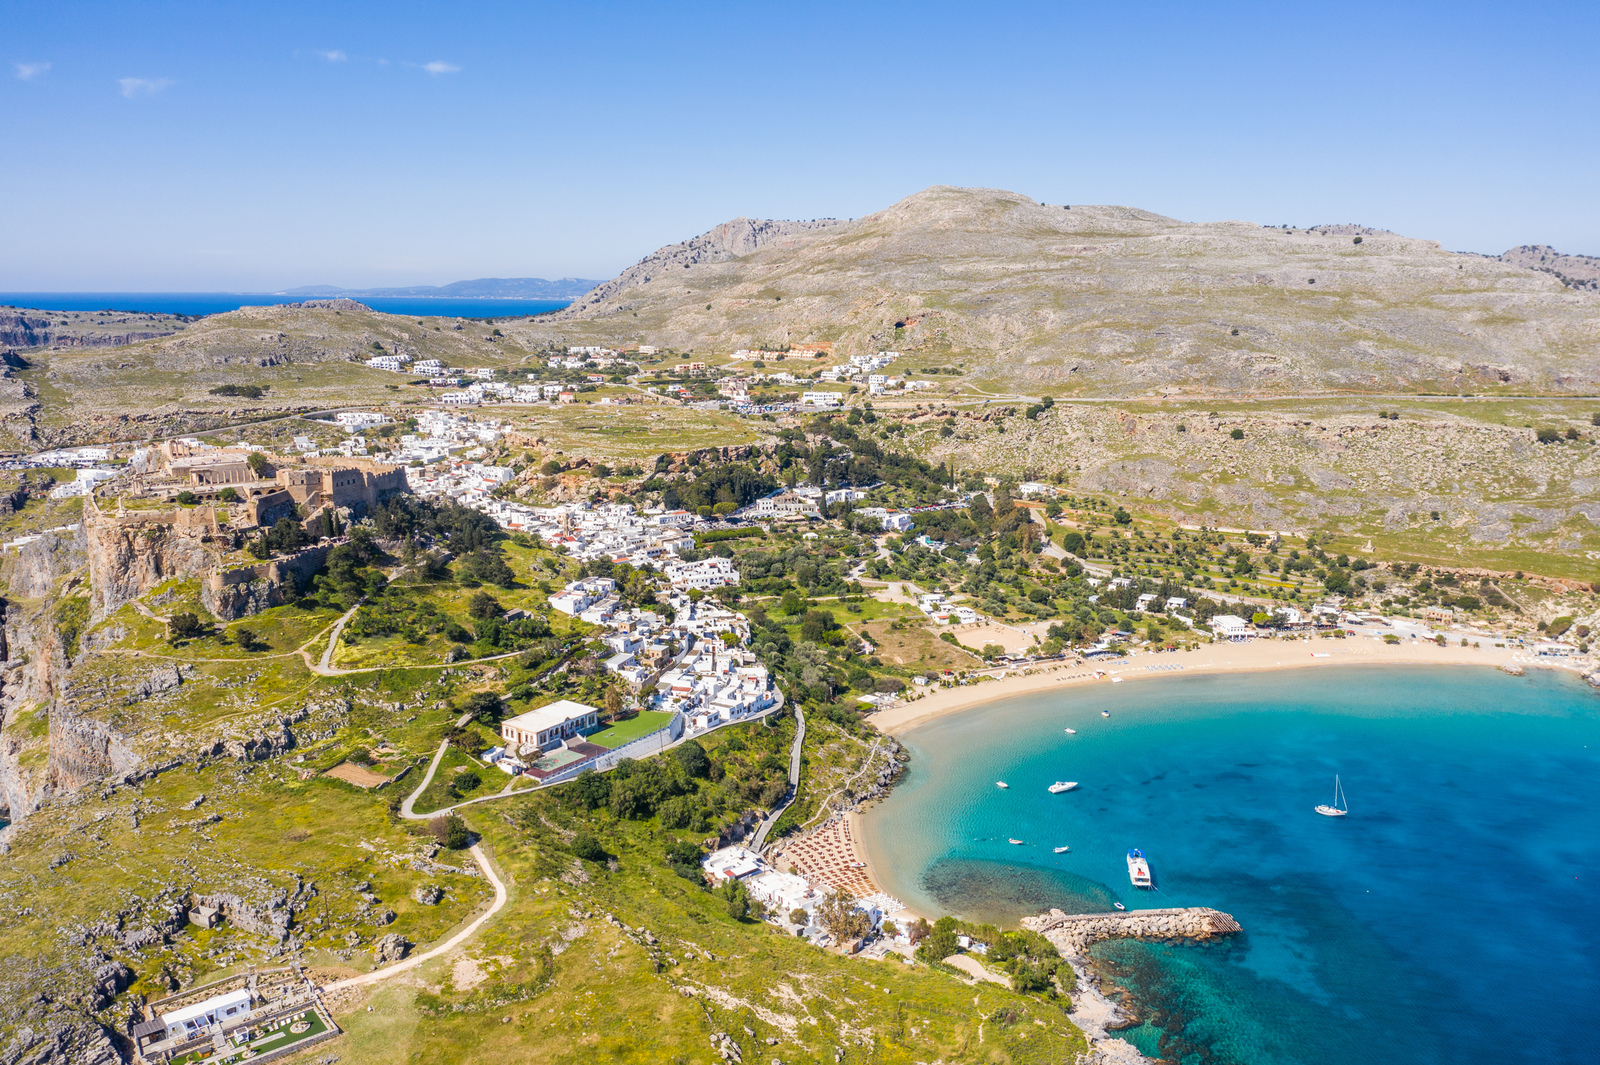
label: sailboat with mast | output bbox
[1315,775,1348,817]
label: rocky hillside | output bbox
[528,186,1600,396]
[1498,245,1600,291]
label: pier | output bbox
[1020,906,1242,952]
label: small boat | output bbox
[1008,838,1025,845]
[995,781,1009,789]
[1064,728,1077,734]
[1101,710,1110,717]
[1054,845,1070,853]
[1048,781,1079,794]
[1127,848,1152,888]
[1315,775,1348,818]
[1113,902,1126,911]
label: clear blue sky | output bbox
[3,0,1595,290]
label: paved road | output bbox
[750,701,806,852]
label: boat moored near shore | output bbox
[1127,848,1152,887]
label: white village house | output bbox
[500,699,599,754]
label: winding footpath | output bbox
[322,713,506,994]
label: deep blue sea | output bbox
[0,292,570,319]
[860,665,1600,1065]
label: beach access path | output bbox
[867,633,1590,737]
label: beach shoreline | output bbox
[865,636,1591,738]
[854,638,1593,919]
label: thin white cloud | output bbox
[15,62,50,81]
[119,77,174,99]
[318,50,348,62]
[422,61,460,75]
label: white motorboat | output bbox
[1315,775,1348,817]
[1053,845,1070,853]
[1113,902,1126,911]
[1064,728,1077,734]
[996,781,1009,789]
[1101,710,1110,717]
[1127,848,1152,888]
[1008,838,1025,845]
[1048,781,1079,794]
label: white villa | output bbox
[500,699,599,754]
[159,989,253,1040]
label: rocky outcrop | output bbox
[0,309,181,352]
[46,712,141,795]
[559,217,849,318]
[372,934,412,966]
[7,524,88,600]
[0,1016,125,1065]
[124,665,184,705]
[82,501,225,619]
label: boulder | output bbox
[372,933,412,966]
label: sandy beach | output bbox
[866,635,1592,737]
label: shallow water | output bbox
[859,665,1600,1065]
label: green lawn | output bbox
[587,711,675,749]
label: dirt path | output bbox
[319,841,508,992]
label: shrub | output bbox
[1230,427,1245,440]
[217,487,239,502]
[1535,428,1561,443]
[570,832,606,862]
[467,591,503,620]
[453,770,482,794]
[175,491,198,505]
[208,383,267,399]
[664,840,703,880]
[167,611,206,642]
[429,814,470,849]
[670,739,710,779]
[462,690,503,725]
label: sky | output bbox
[3,0,1597,290]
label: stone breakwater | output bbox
[1018,907,1243,1065]
[1020,905,1243,952]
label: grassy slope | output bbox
[323,718,1086,1065]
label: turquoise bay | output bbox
[859,665,1600,1065]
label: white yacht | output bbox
[1048,781,1079,794]
[1127,849,1152,888]
[1315,775,1348,817]
[995,781,1009,789]
[1053,845,1070,853]
[1064,728,1077,734]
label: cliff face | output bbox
[0,309,183,352]
[0,524,87,827]
[82,503,225,619]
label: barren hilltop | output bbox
[537,186,1599,396]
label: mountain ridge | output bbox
[534,185,1599,396]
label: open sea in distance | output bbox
[859,664,1600,1065]
[0,293,571,319]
